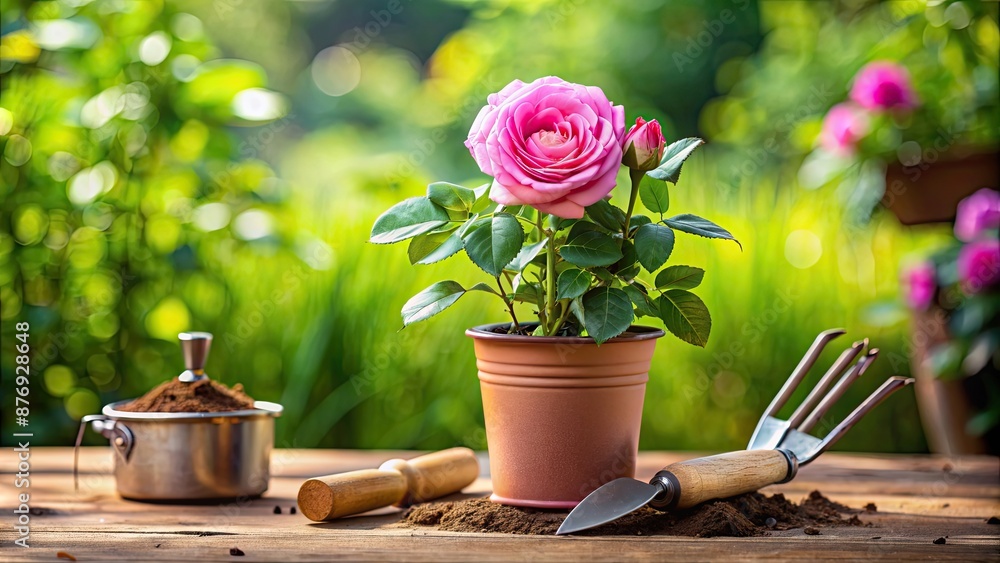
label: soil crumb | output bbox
[119,378,255,413]
[399,490,866,537]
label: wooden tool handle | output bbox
[297,447,479,521]
[379,447,480,506]
[652,450,794,510]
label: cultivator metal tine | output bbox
[747,328,845,451]
[798,348,879,434]
[786,339,867,431]
[794,376,914,465]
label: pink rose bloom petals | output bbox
[902,261,937,310]
[849,61,919,112]
[958,240,1000,294]
[465,76,626,219]
[954,188,1000,242]
[819,103,870,155]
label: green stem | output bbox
[545,214,556,334]
[495,276,521,333]
[549,300,571,336]
[623,168,644,239]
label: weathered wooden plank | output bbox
[1,448,997,561]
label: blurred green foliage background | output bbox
[2,0,997,452]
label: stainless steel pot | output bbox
[74,332,283,501]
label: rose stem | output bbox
[495,275,521,333]
[544,213,557,335]
[623,168,644,240]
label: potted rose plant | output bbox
[901,188,1000,455]
[371,76,738,507]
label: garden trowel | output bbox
[556,329,913,535]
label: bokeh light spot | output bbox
[65,389,101,420]
[785,229,823,269]
[145,297,191,341]
[311,46,361,97]
[44,365,77,397]
[139,31,171,66]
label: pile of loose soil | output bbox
[119,378,255,413]
[399,490,867,537]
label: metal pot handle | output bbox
[74,414,135,492]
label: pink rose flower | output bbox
[958,240,1000,293]
[902,261,936,310]
[622,117,665,171]
[954,188,1000,242]
[819,103,870,155]
[465,76,625,219]
[849,61,918,112]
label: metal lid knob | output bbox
[178,332,212,382]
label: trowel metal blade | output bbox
[556,478,660,535]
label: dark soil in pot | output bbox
[398,490,868,537]
[118,378,255,413]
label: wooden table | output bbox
[1,448,997,561]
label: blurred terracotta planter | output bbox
[467,323,664,509]
[882,147,1000,225]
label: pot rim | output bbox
[101,400,283,420]
[466,322,665,344]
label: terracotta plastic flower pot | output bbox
[467,323,664,509]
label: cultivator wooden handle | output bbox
[649,449,795,510]
[297,447,479,521]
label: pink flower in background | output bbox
[958,240,1000,293]
[954,188,1000,242]
[902,261,937,310]
[465,76,625,219]
[849,61,918,112]
[819,103,870,155]
[622,117,665,170]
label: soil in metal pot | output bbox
[398,490,867,537]
[119,378,255,413]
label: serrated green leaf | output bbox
[408,229,463,265]
[505,238,547,273]
[463,212,524,276]
[428,182,476,211]
[647,137,704,183]
[663,214,741,249]
[471,183,493,213]
[560,230,623,268]
[557,268,593,300]
[568,220,607,240]
[658,289,711,347]
[622,284,659,317]
[582,287,634,344]
[639,176,669,213]
[586,199,626,231]
[655,265,705,290]
[612,239,640,280]
[401,281,466,326]
[628,215,652,234]
[633,223,675,272]
[371,197,450,244]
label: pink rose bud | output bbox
[954,188,1000,242]
[902,261,936,310]
[622,117,666,171]
[958,240,1000,294]
[819,103,870,155]
[849,61,918,112]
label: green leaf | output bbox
[622,284,659,317]
[612,239,640,280]
[639,176,669,214]
[658,289,711,347]
[505,238,547,273]
[371,197,450,244]
[560,230,623,268]
[655,265,705,290]
[647,137,704,183]
[582,287,634,344]
[463,212,524,276]
[663,214,741,249]
[511,281,542,305]
[568,220,606,240]
[471,183,494,213]
[428,182,476,211]
[408,230,463,265]
[628,215,652,234]
[569,297,586,327]
[586,199,626,231]
[401,281,465,326]
[557,268,593,300]
[633,223,675,272]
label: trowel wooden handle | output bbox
[297,447,479,521]
[652,450,795,510]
